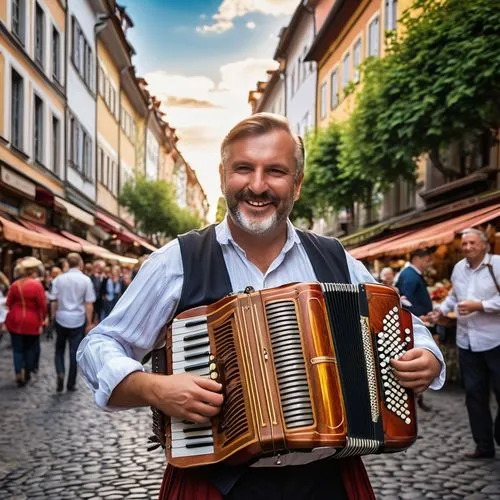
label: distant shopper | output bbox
[51,253,95,392]
[379,267,396,288]
[5,257,46,386]
[435,228,500,459]
[89,259,106,323]
[102,265,123,318]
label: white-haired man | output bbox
[78,113,445,499]
[436,228,500,459]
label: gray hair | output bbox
[220,113,305,178]
[461,228,488,243]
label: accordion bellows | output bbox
[152,282,417,468]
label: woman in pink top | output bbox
[5,257,46,386]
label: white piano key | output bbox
[171,445,214,458]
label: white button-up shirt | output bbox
[78,218,445,411]
[440,254,500,351]
[52,268,96,328]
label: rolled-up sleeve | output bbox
[345,251,445,390]
[77,240,184,410]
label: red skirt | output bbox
[158,457,375,500]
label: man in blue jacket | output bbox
[396,248,434,411]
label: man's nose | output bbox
[248,170,267,194]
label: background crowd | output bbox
[0,254,139,390]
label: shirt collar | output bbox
[215,215,301,253]
[408,263,422,275]
[465,253,490,269]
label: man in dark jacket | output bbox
[396,248,434,411]
[89,260,106,323]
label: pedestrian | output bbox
[51,253,95,392]
[101,265,123,318]
[89,259,106,323]
[77,113,445,500]
[5,257,46,386]
[84,262,93,277]
[434,228,500,459]
[121,268,133,292]
[379,267,396,288]
[0,271,10,342]
[396,248,435,412]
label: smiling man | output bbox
[77,113,445,500]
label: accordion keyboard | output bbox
[265,300,314,428]
[170,315,215,458]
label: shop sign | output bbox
[1,166,36,198]
[20,201,47,225]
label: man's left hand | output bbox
[390,348,441,394]
[457,300,483,316]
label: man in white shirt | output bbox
[78,113,445,500]
[436,228,500,459]
[51,253,95,392]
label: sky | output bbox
[120,0,298,220]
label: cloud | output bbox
[197,0,297,34]
[144,57,278,220]
[246,21,256,29]
[167,96,219,108]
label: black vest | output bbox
[175,224,351,494]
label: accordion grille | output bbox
[213,316,249,445]
[265,300,314,429]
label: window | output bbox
[290,68,295,98]
[52,116,60,174]
[11,0,25,43]
[97,146,103,182]
[121,108,136,143]
[302,46,309,81]
[320,81,327,119]
[35,3,45,68]
[11,69,24,150]
[71,17,93,90]
[69,114,92,179]
[98,65,105,96]
[52,27,60,81]
[353,39,361,83]
[342,52,350,90]
[34,95,44,163]
[385,0,397,31]
[330,70,338,109]
[368,16,380,57]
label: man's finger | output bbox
[194,376,223,392]
[190,401,222,418]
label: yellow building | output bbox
[0,0,66,208]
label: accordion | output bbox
[151,282,417,468]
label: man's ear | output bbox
[219,163,225,193]
[294,172,304,201]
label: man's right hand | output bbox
[150,373,224,424]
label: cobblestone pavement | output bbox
[0,336,499,500]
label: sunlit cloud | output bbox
[197,0,297,34]
[144,57,278,219]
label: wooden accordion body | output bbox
[152,282,417,468]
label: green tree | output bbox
[215,197,227,223]
[119,175,200,245]
[375,0,500,178]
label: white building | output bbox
[275,2,317,138]
[65,0,105,213]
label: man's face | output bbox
[220,130,303,235]
[461,233,487,262]
[93,263,103,275]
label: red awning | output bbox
[349,203,500,260]
[120,228,157,252]
[61,231,139,265]
[95,211,122,233]
[0,213,52,249]
[18,220,82,252]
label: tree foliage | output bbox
[119,175,201,245]
[215,197,227,223]
[375,0,500,178]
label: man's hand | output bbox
[390,348,441,394]
[457,300,483,316]
[84,323,93,335]
[150,373,224,424]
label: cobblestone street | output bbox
[0,336,499,500]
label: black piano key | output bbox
[184,332,208,342]
[186,434,213,440]
[186,440,214,449]
[185,361,209,372]
[184,340,210,351]
[185,351,210,361]
[185,319,208,328]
